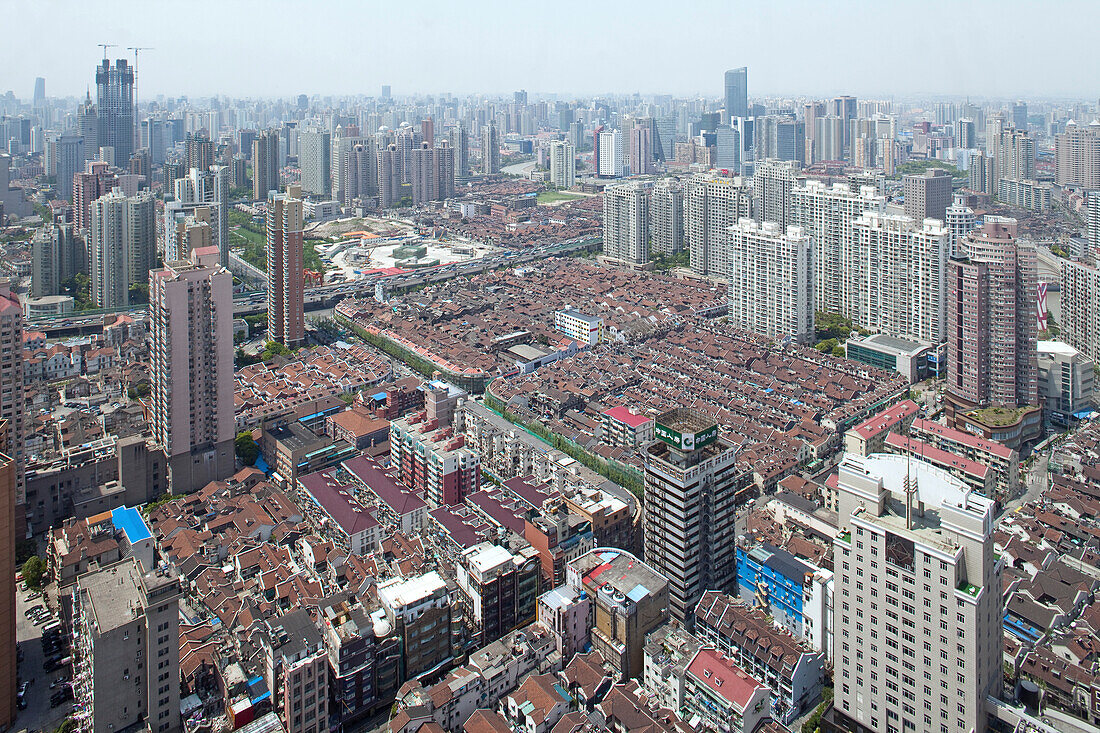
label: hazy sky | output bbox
[2,0,1098,101]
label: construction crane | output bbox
[97,43,116,59]
[128,47,154,130]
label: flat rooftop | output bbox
[377,571,446,610]
[571,548,666,605]
[80,558,145,634]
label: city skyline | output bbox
[2,1,1100,100]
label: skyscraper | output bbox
[333,129,365,206]
[72,159,117,232]
[449,125,469,178]
[378,144,404,208]
[944,193,976,256]
[852,212,949,343]
[1060,257,1100,365]
[95,59,135,166]
[828,453,1001,733]
[173,166,230,268]
[408,141,454,204]
[90,189,156,308]
[755,116,805,165]
[32,77,45,107]
[956,118,976,149]
[644,408,745,624]
[267,186,305,348]
[77,90,98,162]
[343,140,377,205]
[548,140,575,189]
[903,168,952,222]
[1054,120,1100,188]
[685,172,753,277]
[1012,100,1028,131]
[726,219,814,343]
[299,128,332,197]
[597,129,624,178]
[814,116,843,162]
[629,121,654,175]
[481,123,500,175]
[603,181,651,266]
[650,178,684,255]
[56,134,84,202]
[946,218,1039,429]
[185,132,214,173]
[792,180,885,315]
[753,158,800,229]
[32,223,79,297]
[252,130,281,201]
[724,67,748,119]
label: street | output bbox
[1002,454,1050,516]
[14,585,72,733]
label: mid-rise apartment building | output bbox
[726,219,813,343]
[319,597,401,728]
[390,414,480,507]
[1055,120,1100,188]
[252,130,281,201]
[149,246,235,494]
[90,189,156,308]
[481,123,500,175]
[753,158,801,229]
[263,610,328,733]
[454,542,540,647]
[650,177,684,255]
[298,128,332,198]
[377,572,457,680]
[548,140,575,189]
[902,168,952,222]
[72,558,182,733]
[827,453,1001,733]
[1059,256,1100,364]
[553,309,602,346]
[1037,340,1096,426]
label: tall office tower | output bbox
[378,144,404,208]
[1054,120,1100,187]
[715,126,740,171]
[852,212,949,343]
[903,168,952,222]
[724,67,748,119]
[946,218,1038,417]
[95,58,135,166]
[1060,257,1100,364]
[184,132,214,172]
[344,140,377,204]
[142,118,167,165]
[150,246,234,494]
[650,178,684,255]
[828,453,1001,733]
[267,186,305,348]
[956,118,976,149]
[792,180,885,314]
[803,100,825,160]
[32,223,79,297]
[77,90,98,162]
[944,193,976,257]
[408,141,454,204]
[814,115,843,162]
[755,116,805,164]
[549,140,575,189]
[299,128,332,197]
[685,172,753,277]
[629,122,654,175]
[597,128,624,178]
[72,558,183,733]
[830,95,858,149]
[252,130,281,201]
[644,408,744,624]
[449,125,469,177]
[0,415,13,732]
[421,117,434,146]
[1013,100,1028,131]
[603,182,651,265]
[381,84,391,99]
[481,122,500,174]
[726,219,813,343]
[753,158,800,229]
[56,134,84,202]
[568,120,585,151]
[90,190,155,308]
[934,101,957,126]
[72,159,117,232]
[32,76,45,107]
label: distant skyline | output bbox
[2,0,1099,102]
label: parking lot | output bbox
[15,585,73,732]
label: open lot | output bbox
[15,585,73,732]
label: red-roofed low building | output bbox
[600,406,654,449]
[884,432,994,497]
[909,417,1020,496]
[844,399,919,455]
[683,648,771,733]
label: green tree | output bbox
[22,555,47,590]
[235,431,260,466]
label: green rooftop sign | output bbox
[655,420,718,451]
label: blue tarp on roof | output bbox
[112,506,152,542]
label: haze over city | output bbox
[2,0,1100,98]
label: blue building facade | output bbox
[736,542,814,635]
